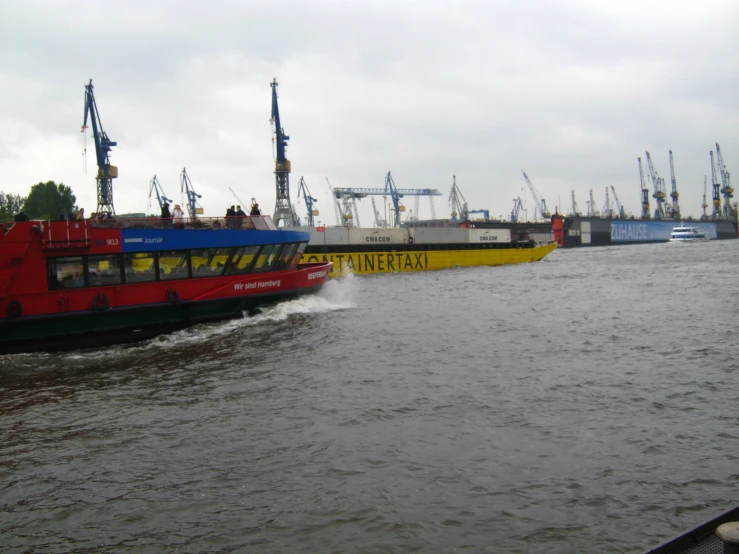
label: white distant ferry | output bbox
[669,224,709,242]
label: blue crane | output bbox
[332,172,443,228]
[82,79,118,215]
[180,168,203,219]
[148,175,172,212]
[271,79,297,227]
[296,176,319,227]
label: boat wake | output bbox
[50,274,359,360]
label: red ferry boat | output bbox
[0,215,331,354]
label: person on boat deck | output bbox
[234,205,246,228]
[14,211,29,222]
[161,202,171,219]
[226,205,236,228]
[76,208,85,220]
[250,203,261,216]
[172,204,185,228]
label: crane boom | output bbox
[148,175,172,211]
[645,151,664,218]
[270,79,297,226]
[81,79,118,215]
[521,170,550,219]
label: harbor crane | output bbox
[668,150,681,220]
[82,79,117,215]
[710,150,722,218]
[638,157,650,219]
[326,178,344,227]
[645,151,666,219]
[180,168,203,219]
[715,143,734,219]
[610,186,626,218]
[510,197,524,222]
[521,170,550,219]
[296,177,319,227]
[332,188,366,227]
[570,190,581,217]
[270,79,297,227]
[331,172,442,228]
[371,197,387,228]
[701,176,709,220]
[586,189,599,217]
[601,187,612,218]
[449,175,468,220]
[148,175,172,212]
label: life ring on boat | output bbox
[168,289,180,304]
[7,300,22,319]
[91,293,110,311]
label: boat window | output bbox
[289,242,308,269]
[124,252,157,283]
[88,254,123,287]
[48,256,85,290]
[159,250,190,281]
[191,247,232,278]
[252,244,283,272]
[226,245,261,275]
[275,243,299,270]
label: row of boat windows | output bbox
[47,242,308,290]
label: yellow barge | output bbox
[301,226,557,277]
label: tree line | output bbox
[0,181,77,222]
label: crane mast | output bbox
[270,79,297,227]
[180,168,203,219]
[610,186,626,218]
[371,197,386,228]
[638,157,650,219]
[326,178,344,227]
[668,150,680,220]
[701,176,709,220]
[449,175,468,220]
[521,170,550,219]
[148,175,172,211]
[710,150,722,218]
[715,143,734,219]
[82,79,118,215]
[587,189,598,217]
[296,177,319,227]
[645,151,665,219]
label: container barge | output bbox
[300,226,556,277]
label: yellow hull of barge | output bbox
[301,242,557,277]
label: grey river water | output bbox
[1,241,738,553]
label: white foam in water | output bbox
[58,274,358,359]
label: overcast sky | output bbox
[1,0,737,224]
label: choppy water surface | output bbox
[1,241,738,553]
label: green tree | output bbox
[22,181,77,220]
[0,193,27,222]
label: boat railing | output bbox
[86,215,279,231]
